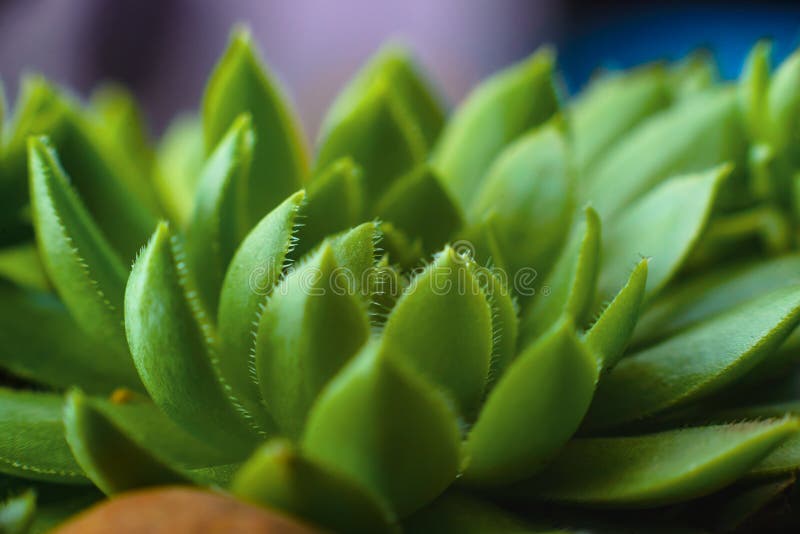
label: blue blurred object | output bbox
[560,3,800,93]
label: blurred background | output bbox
[0,0,798,136]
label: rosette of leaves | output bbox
[2,29,800,534]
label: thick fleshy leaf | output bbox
[669,51,717,99]
[0,389,88,485]
[185,113,254,315]
[580,88,744,218]
[382,247,493,416]
[519,207,600,346]
[303,340,462,517]
[598,165,730,301]
[585,286,800,431]
[0,282,140,393]
[216,191,305,435]
[464,319,598,485]
[572,65,669,172]
[203,28,307,225]
[320,43,445,149]
[483,267,519,386]
[0,244,49,291]
[326,221,382,296]
[515,420,799,507]
[634,254,800,347]
[255,245,371,439]
[470,123,572,277]
[125,222,256,456]
[457,214,508,273]
[374,165,463,253]
[739,41,771,141]
[232,439,396,534]
[766,48,800,152]
[584,259,648,370]
[63,390,192,495]
[0,490,35,534]
[154,115,205,227]
[292,157,364,259]
[315,79,425,204]
[28,137,141,386]
[435,48,559,208]
[378,222,424,271]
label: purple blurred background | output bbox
[1,0,799,136]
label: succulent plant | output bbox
[2,27,800,533]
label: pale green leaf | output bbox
[464,319,598,485]
[0,490,35,534]
[435,48,559,208]
[303,340,461,517]
[315,79,425,204]
[203,27,308,225]
[598,165,731,301]
[320,43,445,149]
[185,113,254,315]
[738,41,772,141]
[0,244,49,291]
[515,420,799,507]
[28,137,141,387]
[766,48,800,151]
[483,267,519,387]
[584,259,648,370]
[382,247,493,416]
[580,88,744,219]
[0,389,88,485]
[216,191,305,435]
[255,245,370,439]
[585,286,800,430]
[63,390,192,495]
[154,115,205,227]
[669,51,717,99]
[519,206,600,346]
[374,165,463,253]
[470,122,572,277]
[232,439,396,534]
[125,222,257,456]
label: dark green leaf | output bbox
[0,388,87,485]
[303,340,461,517]
[203,27,308,225]
[585,286,800,431]
[464,319,598,485]
[515,419,799,507]
[232,439,396,533]
[125,222,256,456]
[216,191,305,436]
[435,48,559,208]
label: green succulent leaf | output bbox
[154,115,205,227]
[0,282,140,394]
[572,65,670,172]
[585,285,800,431]
[232,439,396,534]
[584,259,649,371]
[125,222,256,456]
[185,113,254,315]
[28,137,141,387]
[303,340,462,517]
[382,247,493,416]
[320,43,445,149]
[0,490,35,534]
[634,254,800,347]
[255,245,371,439]
[457,214,508,273]
[203,27,308,225]
[373,165,463,253]
[315,79,425,204]
[0,244,49,291]
[63,389,192,495]
[435,48,559,208]
[464,319,598,485]
[519,206,601,346]
[580,88,744,219]
[0,389,88,485]
[483,268,519,387]
[292,157,364,259]
[598,164,731,301]
[470,122,572,277]
[738,41,772,142]
[216,191,305,435]
[377,222,425,271]
[766,48,800,152]
[322,220,381,292]
[514,419,799,507]
[669,51,717,99]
